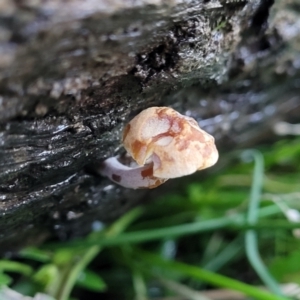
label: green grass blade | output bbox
[243,150,283,295]
[137,251,291,300]
[45,204,284,250]
[53,206,144,300]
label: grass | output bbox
[1,136,300,300]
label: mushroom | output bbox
[99,107,219,189]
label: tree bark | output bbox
[0,0,299,252]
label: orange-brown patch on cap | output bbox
[141,165,154,179]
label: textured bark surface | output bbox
[0,0,300,252]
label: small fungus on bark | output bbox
[99,107,219,189]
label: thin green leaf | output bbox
[19,247,52,263]
[0,273,12,286]
[136,250,291,300]
[0,260,33,276]
[76,269,107,292]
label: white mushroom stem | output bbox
[99,156,167,189]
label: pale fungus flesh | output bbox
[99,107,219,189]
[99,156,167,189]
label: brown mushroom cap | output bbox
[123,107,219,179]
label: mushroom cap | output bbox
[123,107,219,179]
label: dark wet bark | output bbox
[0,0,299,252]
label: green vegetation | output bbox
[1,137,300,300]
